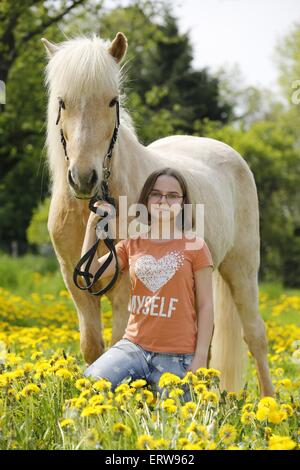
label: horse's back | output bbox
[148,135,247,172]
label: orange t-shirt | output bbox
[114,234,214,354]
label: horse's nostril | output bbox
[89,169,98,186]
[68,170,74,186]
[68,169,75,187]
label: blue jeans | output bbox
[83,338,195,402]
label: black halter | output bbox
[55,96,121,296]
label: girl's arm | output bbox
[189,266,214,370]
[80,202,125,280]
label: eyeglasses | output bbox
[148,190,185,205]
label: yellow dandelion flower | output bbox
[161,398,177,413]
[115,383,131,394]
[136,434,155,450]
[20,383,40,397]
[276,378,292,389]
[135,389,154,404]
[264,427,272,439]
[181,371,198,385]
[280,404,293,417]
[75,378,91,391]
[169,388,184,398]
[177,437,190,447]
[89,394,105,406]
[206,441,217,450]
[242,403,254,413]
[206,368,221,378]
[158,372,181,388]
[181,401,197,419]
[161,398,176,408]
[31,351,43,361]
[93,378,112,392]
[268,410,287,424]
[154,438,170,449]
[187,422,209,439]
[182,443,203,450]
[112,423,132,437]
[241,411,256,425]
[237,389,249,400]
[0,375,8,388]
[258,396,278,411]
[79,389,92,399]
[74,397,88,409]
[115,391,134,404]
[130,379,147,389]
[203,391,219,405]
[194,367,209,377]
[97,404,114,413]
[268,435,297,450]
[218,424,237,445]
[274,368,284,377]
[60,418,75,428]
[55,369,72,379]
[8,369,24,380]
[194,383,207,396]
[256,406,270,421]
[23,363,34,372]
[81,405,102,417]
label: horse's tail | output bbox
[210,269,248,392]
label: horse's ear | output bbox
[108,32,128,63]
[41,37,59,58]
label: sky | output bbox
[172,0,300,91]
[107,0,300,93]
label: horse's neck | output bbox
[110,124,159,201]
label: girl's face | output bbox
[147,175,184,225]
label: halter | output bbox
[55,96,120,296]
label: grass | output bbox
[0,253,299,450]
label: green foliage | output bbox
[199,116,300,284]
[27,197,51,245]
[0,251,63,297]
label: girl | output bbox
[82,167,214,401]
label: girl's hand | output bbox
[186,357,207,374]
[87,200,116,228]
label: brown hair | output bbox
[136,167,195,231]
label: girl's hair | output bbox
[136,167,195,231]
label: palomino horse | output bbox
[41,32,274,397]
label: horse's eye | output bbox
[109,97,118,107]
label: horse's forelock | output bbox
[45,35,121,105]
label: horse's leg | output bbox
[219,252,275,397]
[48,193,104,364]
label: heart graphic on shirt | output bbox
[133,251,185,293]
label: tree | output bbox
[0,0,92,252]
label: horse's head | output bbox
[42,33,127,198]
